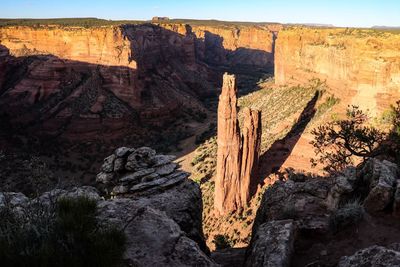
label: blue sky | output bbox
[1,0,399,27]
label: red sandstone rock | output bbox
[215,74,261,214]
[160,23,276,68]
[0,24,216,141]
[275,27,400,114]
[240,107,261,206]
[215,73,242,214]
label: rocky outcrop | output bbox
[215,73,261,214]
[245,220,296,267]
[0,186,217,267]
[326,159,399,214]
[275,27,400,114]
[338,245,400,267]
[361,159,399,213]
[96,146,208,252]
[98,199,217,267]
[253,174,332,236]
[249,159,400,266]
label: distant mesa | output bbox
[152,16,170,22]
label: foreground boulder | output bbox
[97,146,207,251]
[98,198,217,267]
[361,159,399,214]
[253,175,331,235]
[249,159,400,266]
[326,159,400,214]
[338,245,400,267]
[245,220,296,267]
[0,186,218,267]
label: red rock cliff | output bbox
[159,23,276,68]
[215,73,261,214]
[275,27,400,114]
[0,24,213,141]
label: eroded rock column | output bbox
[240,107,262,206]
[215,73,242,214]
[215,73,261,214]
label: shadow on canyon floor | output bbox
[257,91,319,181]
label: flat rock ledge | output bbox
[96,146,187,196]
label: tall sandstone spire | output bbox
[215,73,242,213]
[215,73,261,214]
[240,107,261,206]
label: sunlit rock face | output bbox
[215,73,242,214]
[240,107,261,206]
[275,27,400,114]
[0,24,214,141]
[215,73,261,214]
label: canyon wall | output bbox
[275,27,400,114]
[0,23,275,143]
[0,26,136,67]
[215,74,261,214]
[0,24,213,141]
[160,23,275,69]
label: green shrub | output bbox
[212,234,232,250]
[0,196,126,267]
[316,95,340,117]
[329,200,365,233]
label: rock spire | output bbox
[215,73,261,214]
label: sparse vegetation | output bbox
[0,18,143,28]
[0,18,281,29]
[195,123,216,145]
[0,196,126,267]
[315,95,340,118]
[212,234,233,250]
[330,200,365,232]
[239,79,324,151]
[311,103,400,173]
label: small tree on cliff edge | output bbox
[310,102,400,173]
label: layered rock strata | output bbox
[275,27,400,114]
[215,73,261,214]
[0,22,277,143]
[159,23,276,68]
[0,24,212,141]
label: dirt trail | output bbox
[173,111,216,173]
